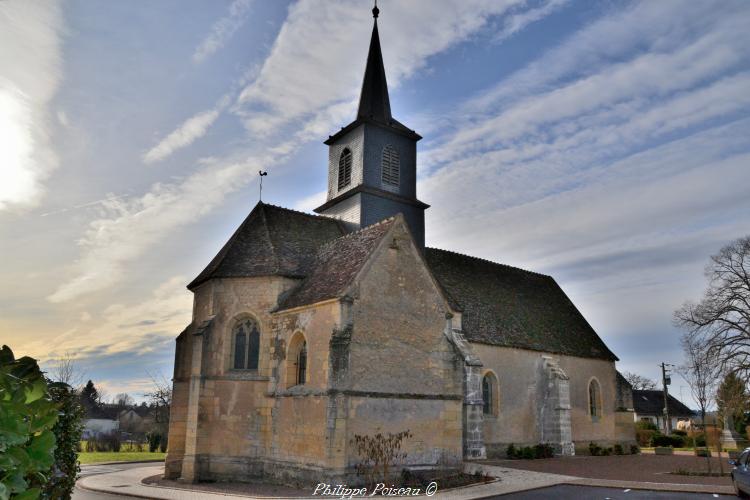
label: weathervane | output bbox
[258,170,268,201]
[372,0,379,18]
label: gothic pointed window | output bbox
[589,378,602,421]
[232,318,260,370]
[297,341,307,385]
[381,145,399,187]
[287,332,308,387]
[338,148,352,190]
[482,372,499,416]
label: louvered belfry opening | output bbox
[338,148,352,190]
[381,144,399,186]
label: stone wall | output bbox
[342,221,464,469]
[472,344,628,456]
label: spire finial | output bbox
[372,0,379,19]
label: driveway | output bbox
[74,462,162,500]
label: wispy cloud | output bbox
[38,276,191,357]
[0,0,64,211]
[192,0,253,64]
[494,0,569,42]
[143,98,228,164]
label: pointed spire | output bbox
[357,2,391,123]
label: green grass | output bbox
[78,451,166,464]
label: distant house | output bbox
[82,405,120,439]
[632,390,694,431]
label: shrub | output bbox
[673,429,687,436]
[147,432,161,453]
[614,443,624,455]
[636,421,658,431]
[588,442,602,456]
[0,345,59,499]
[506,444,517,459]
[159,433,168,453]
[520,446,535,460]
[351,430,412,487]
[652,434,685,448]
[630,444,640,455]
[44,383,85,499]
[533,443,554,459]
[636,429,656,447]
[692,433,707,447]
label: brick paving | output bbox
[481,454,734,487]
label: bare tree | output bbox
[144,371,172,431]
[622,371,658,390]
[678,335,720,473]
[115,393,134,408]
[49,352,85,389]
[675,236,750,380]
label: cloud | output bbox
[37,276,191,358]
[143,105,223,164]
[192,0,253,64]
[0,0,64,211]
[494,0,569,42]
[54,0,547,301]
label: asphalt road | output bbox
[491,484,735,499]
[73,462,159,500]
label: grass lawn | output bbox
[78,451,166,464]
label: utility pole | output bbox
[661,362,674,434]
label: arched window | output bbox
[297,341,307,385]
[287,332,308,387]
[482,372,499,416]
[381,145,399,187]
[589,379,602,421]
[232,318,260,370]
[338,148,352,190]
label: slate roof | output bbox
[188,203,345,290]
[277,218,395,311]
[632,390,694,417]
[424,248,618,361]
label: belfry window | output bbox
[381,145,399,186]
[589,379,602,421]
[297,341,307,385]
[232,318,260,370]
[338,148,352,190]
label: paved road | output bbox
[74,462,160,500]
[490,484,735,499]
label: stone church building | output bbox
[166,6,634,485]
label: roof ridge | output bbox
[258,204,281,274]
[318,216,397,252]
[426,247,551,278]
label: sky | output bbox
[1,0,749,406]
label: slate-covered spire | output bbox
[357,4,391,123]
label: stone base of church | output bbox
[167,454,464,487]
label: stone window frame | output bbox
[588,377,603,423]
[381,144,400,188]
[338,148,353,191]
[481,370,500,418]
[286,331,308,388]
[228,313,262,373]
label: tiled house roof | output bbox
[424,248,618,361]
[188,203,345,290]
[277,218,395,311]
[632,390,694,417]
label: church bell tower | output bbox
[314,4,428,248]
